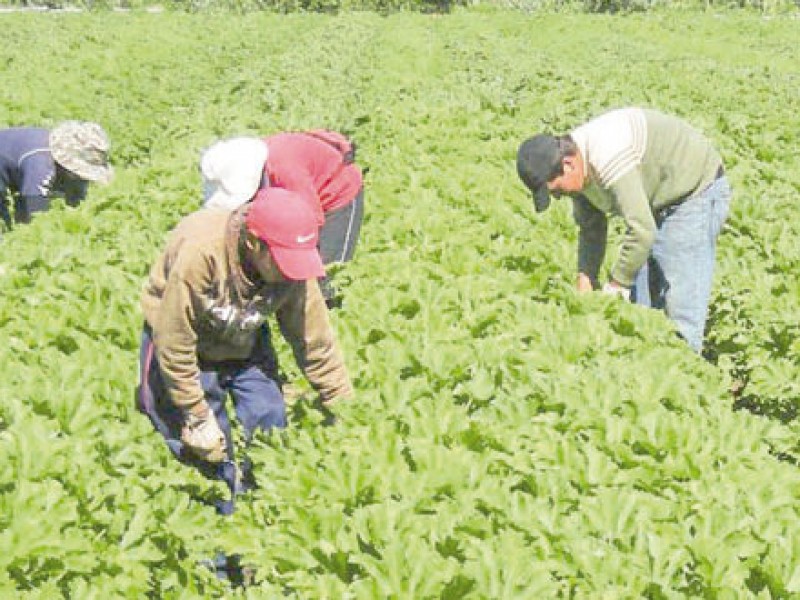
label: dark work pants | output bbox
[318,188,364,306]
[137,327,285,513]
[319,188,365,265]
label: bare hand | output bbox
[576,273,594,293]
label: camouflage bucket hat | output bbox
[50,121,114,184]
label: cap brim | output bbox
[58,159,114,185]
[94,165,114,185]
[533,186,551,213]
[269,246,325,281]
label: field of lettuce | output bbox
[1,9,799,598]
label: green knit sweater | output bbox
[571,108,722,287]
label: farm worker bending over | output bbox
[200,130,364,307]
[137,188,352,514]
[516,107,731,353]
[0,121,113,227]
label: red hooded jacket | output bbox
[264,131,363,226]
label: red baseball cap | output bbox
[245,188,325,281]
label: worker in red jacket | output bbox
[200,130,364,307]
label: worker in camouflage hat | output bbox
[0,120,113,227]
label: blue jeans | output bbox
[137,327,285,513]
[631,176,732,353]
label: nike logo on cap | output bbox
[296,233,315,243]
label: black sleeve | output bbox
[572,193,608,285]
[15,195,51,224]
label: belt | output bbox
[657,165,725,221]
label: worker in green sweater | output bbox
[516,107,731,352]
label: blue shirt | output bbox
[0,127,88,204]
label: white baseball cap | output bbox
[200,137,269,210]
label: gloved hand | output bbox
[180,404,227,463]
[602,281,631,301]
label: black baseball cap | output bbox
[516,134,562,212]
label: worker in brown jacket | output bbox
[137,187,352,514]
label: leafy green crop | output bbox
[0,10,798,598]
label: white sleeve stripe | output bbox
[17,148,50,168]
[581,108,648,187]
[598,149,640,186]
[632,116,646,155]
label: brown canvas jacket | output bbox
[141,207,352,411]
